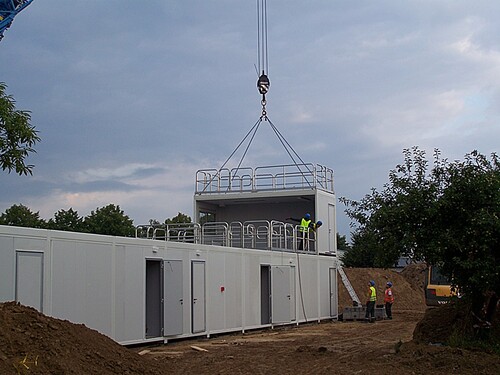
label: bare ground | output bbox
[1,265,498,374]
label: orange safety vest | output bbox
[384,288,394,303]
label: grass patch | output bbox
[447,328,500,355]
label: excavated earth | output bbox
[1,264,499,374]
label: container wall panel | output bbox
[113,245,146,343]
[0,235,15,301]
[224,252,242,329]
[207,252,226,331]
[51,240,113,337]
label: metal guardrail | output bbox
[136,223,200,243]
[195,163,334,194]
[135,220,318,254]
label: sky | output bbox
[1,0,499,240]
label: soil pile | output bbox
[338,264,426,311]
[414,299,500,345]
[0,301,163,374]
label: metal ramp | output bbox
[338,267,361,306]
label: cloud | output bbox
[70,163,164,184]
[2,1,500,240]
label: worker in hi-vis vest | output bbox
[384,282,395,320]
[365,280,377,323]
[287,213,319,251]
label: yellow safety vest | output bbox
[300,218,311,232]
[369,286,377,302]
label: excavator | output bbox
[0,0,34,41]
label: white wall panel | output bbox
[113,245,145,343]
[16,251,43,311]
[0,235,15,300]
[207,252,226,331]
[224,252,242,329]
[51,240,113,337]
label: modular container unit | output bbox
[0,162,339,345]
[0,225,338,345]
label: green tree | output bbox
[46,208,84,232]
[431,151,500,322]
[0,82,40,175]
[165,212,192,224]
[336,233,350,251]
[164,212,193,240]
[0,204,45,228]
[340,229,377,267]
[341,147,441,267]
[83,204,135,237]
[341,147,500,326]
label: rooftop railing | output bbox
[135,220,319,254]
[195,163,334,195]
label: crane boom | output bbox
[0,0,35,41]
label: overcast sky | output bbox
[1,1,499,239]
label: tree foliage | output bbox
[341,147,499,320]
[341,229,377,267]
[341,147,441,267]
[165,212,192,224]
[83,204,135,237]
[0,204,197,239]
[0,82,40,175]
[46,208,84,232]
[0,204,45,228]
[431,151,500,320]
[336,233,350,251]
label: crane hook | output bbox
[257,71,270,96]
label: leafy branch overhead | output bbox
[0,82,40,175]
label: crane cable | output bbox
[256,0,270,113]
[227,0,314,188]
[202,0,315,196]
[202,0,311,322]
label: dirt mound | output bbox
[338,265,426,311]
[414,300,500,346]
[399,262,427,291]
[412,302,465,344]
[0,301,163,374]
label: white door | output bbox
[164,260,183,336]
[290,266,296,322]
[16,251,43,312]
[191,261,206,333]
[329,267,338,317]
[272,266,291,324]
[328,204,336,253]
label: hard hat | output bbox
[304,213,311,220]
[387,282,392,287]
[316,220,322,226]
[369,280,375,286]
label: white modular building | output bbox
[0,163,339,345]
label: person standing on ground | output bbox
[365,280,377,323]
[384,282,394,319]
